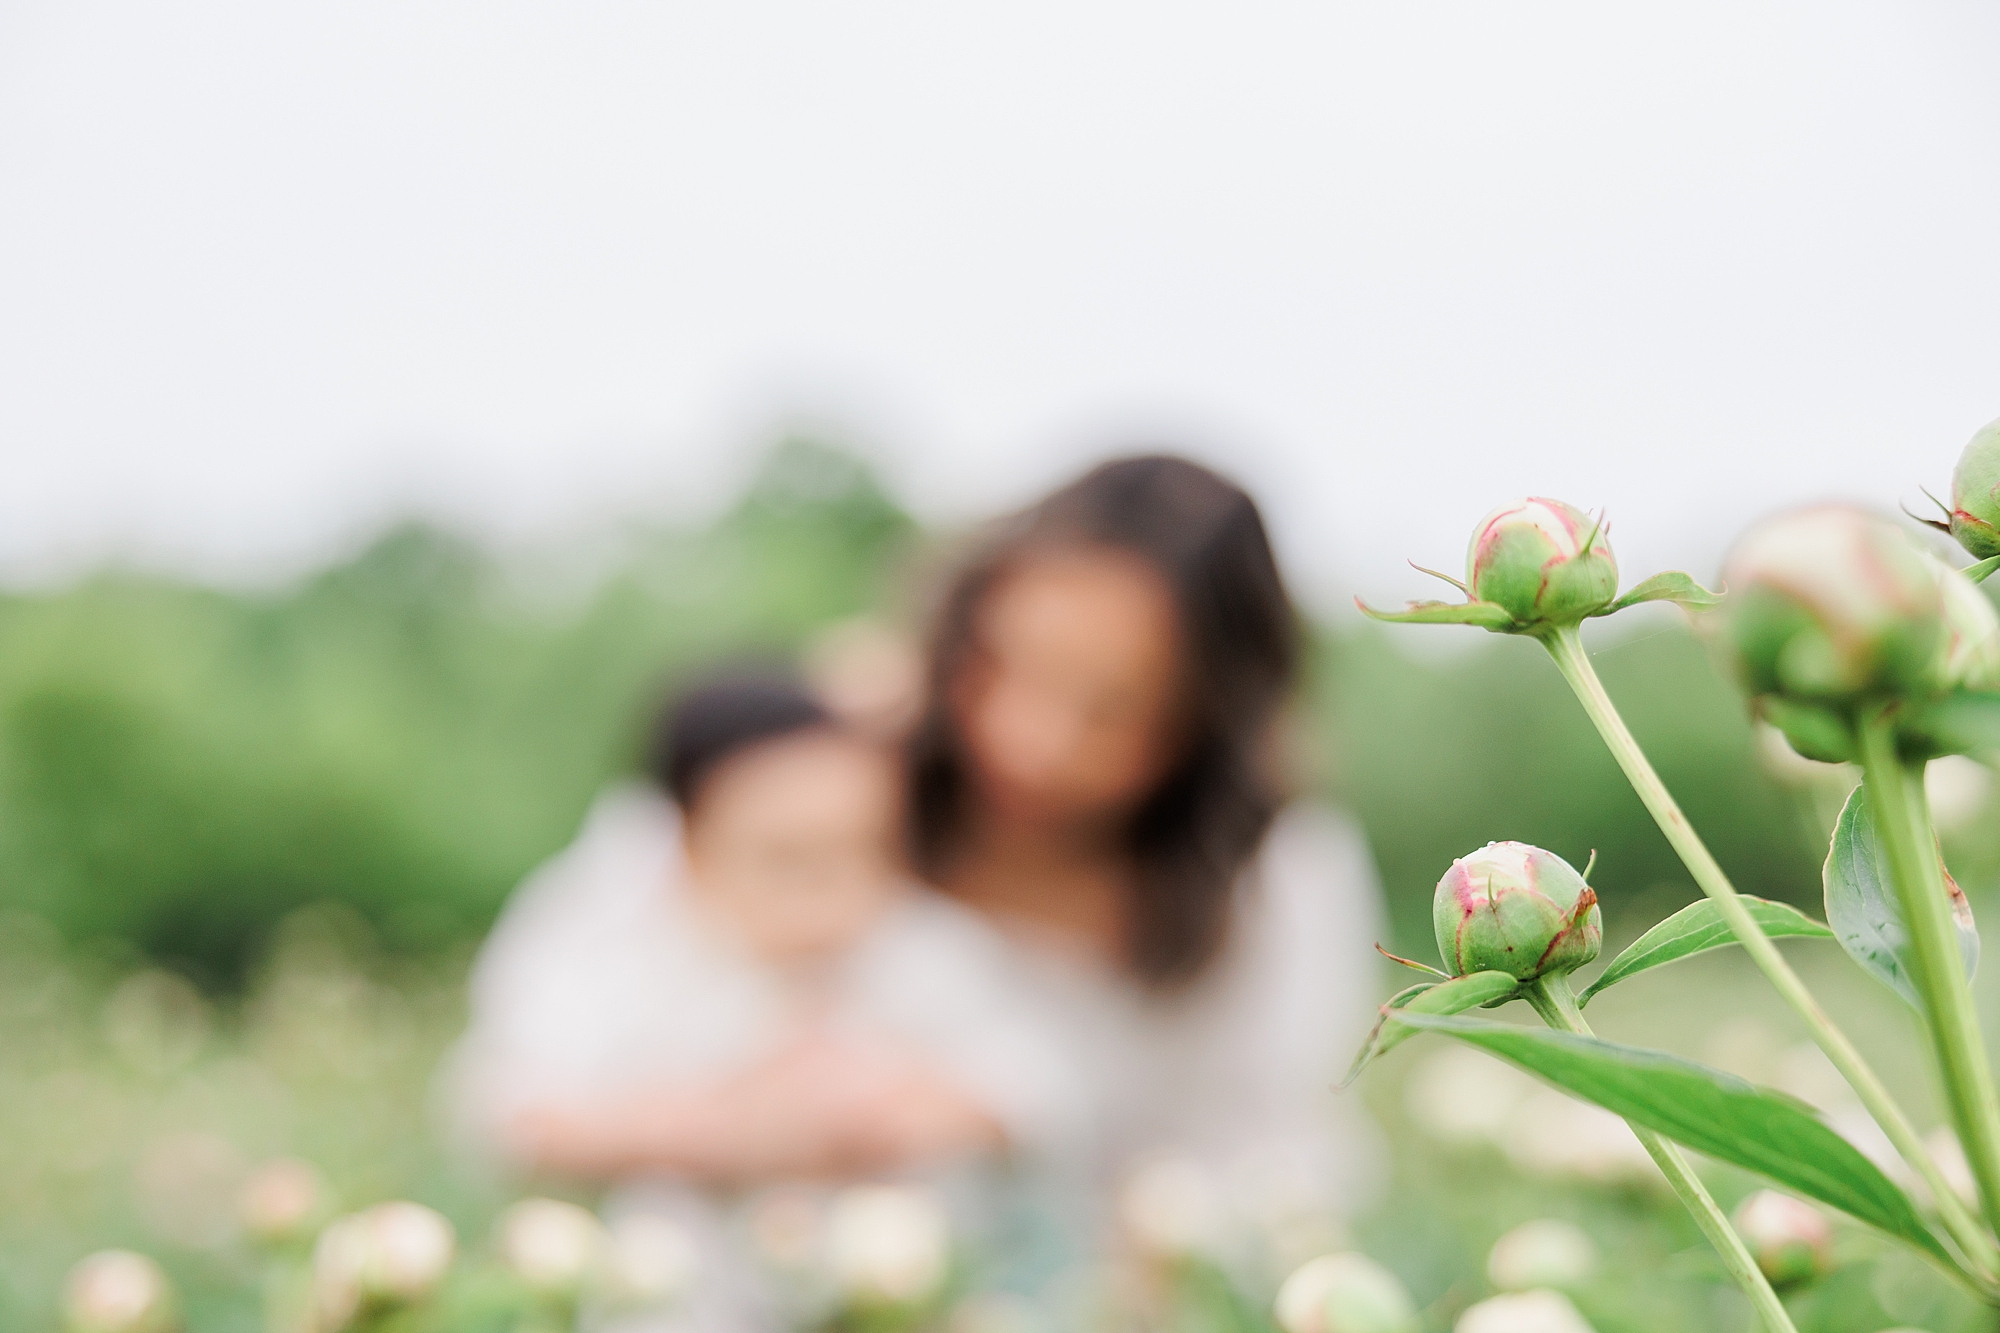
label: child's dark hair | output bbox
[647,673,833,810]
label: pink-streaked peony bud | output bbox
[1950,417,2000,560]
[1925,551,2000,691]
[1465,499,1619,627]
[496,1198,607,1298]
[1485,1220,1597,1292]
[62,1251,178,1333]
[1721,507,1945,705]
[312,1202,456,1329]
[1730,1190,1830,1286]
[1434,843,1600,982]
[1273,1253,1417,1333]
[237,1158,328,1247]
[1455,1290,1595,1333]
[826,1186,949,1308]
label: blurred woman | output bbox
[908,454,1386,1255]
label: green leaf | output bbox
[1353,597,1517,630]
[1760,697,1858,764]
[1965,554,2000,585]
[1579,896,1832,1006]
[1824,785,1979,1011]
[1342,971,1517,1086]
[1387,1012,1954,1268]
[1596,570,1726,615]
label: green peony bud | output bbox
[1721,507,1946,706]
[1435,843,1601,982]
[1273,1253,1418,1333]
[1926,550,2000,691]
[1950,417,2000,560]
[1466,499,1619,627]
[1730,1190,1830,1287]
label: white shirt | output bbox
[447,785,1084,1162]
[986,803,1390,1253]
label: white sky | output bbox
[2,1,1997,612]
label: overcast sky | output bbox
[3,1,1997,611]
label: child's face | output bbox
[681,730,903,964]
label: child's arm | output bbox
[501,1031,1002,1185]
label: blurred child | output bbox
[450,672,1079,1183]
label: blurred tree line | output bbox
[0,441,1838,985]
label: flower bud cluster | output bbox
[1434,843,1601,982]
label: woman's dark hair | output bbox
[908,454,1301,987]
[647,673,833,810]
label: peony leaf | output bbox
[1387,1012,1955,1270]
[1341,970,1517,1087]
[1966,554,2000,585]
[1354,597,1517,630]
[1596,570,1725,616]
[1824,785,1978,1011]
[1579,896,1832,1006]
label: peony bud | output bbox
[62,1251,178,1333]
[1485,1219,1597,1292]
[826,1186,949,1308]
[1927,551,2000,691]
[1118,1157,1222,1259]
[1730,1190,1830,1287]
[312,1202,456,1329]
[237,1158,328,1247]
[1434,843,1600,982]
[1466,499,1619,627]
[1273,1253,1418,1333]
[1455,1290,1596,1333]
[1950,417,2000,560]
[496,1198,607,1298]
[1721,507,1945,705]
[604,1213,695,1307]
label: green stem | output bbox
[1542,624,1999,1278]
[1525,974,1797,1333]
[1857,711,2000,1237]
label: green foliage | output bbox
[1824,786,1981,1010]
[0,439,915,983]
[1579,898,1833,1007]
[1388,1012,1957,1272]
